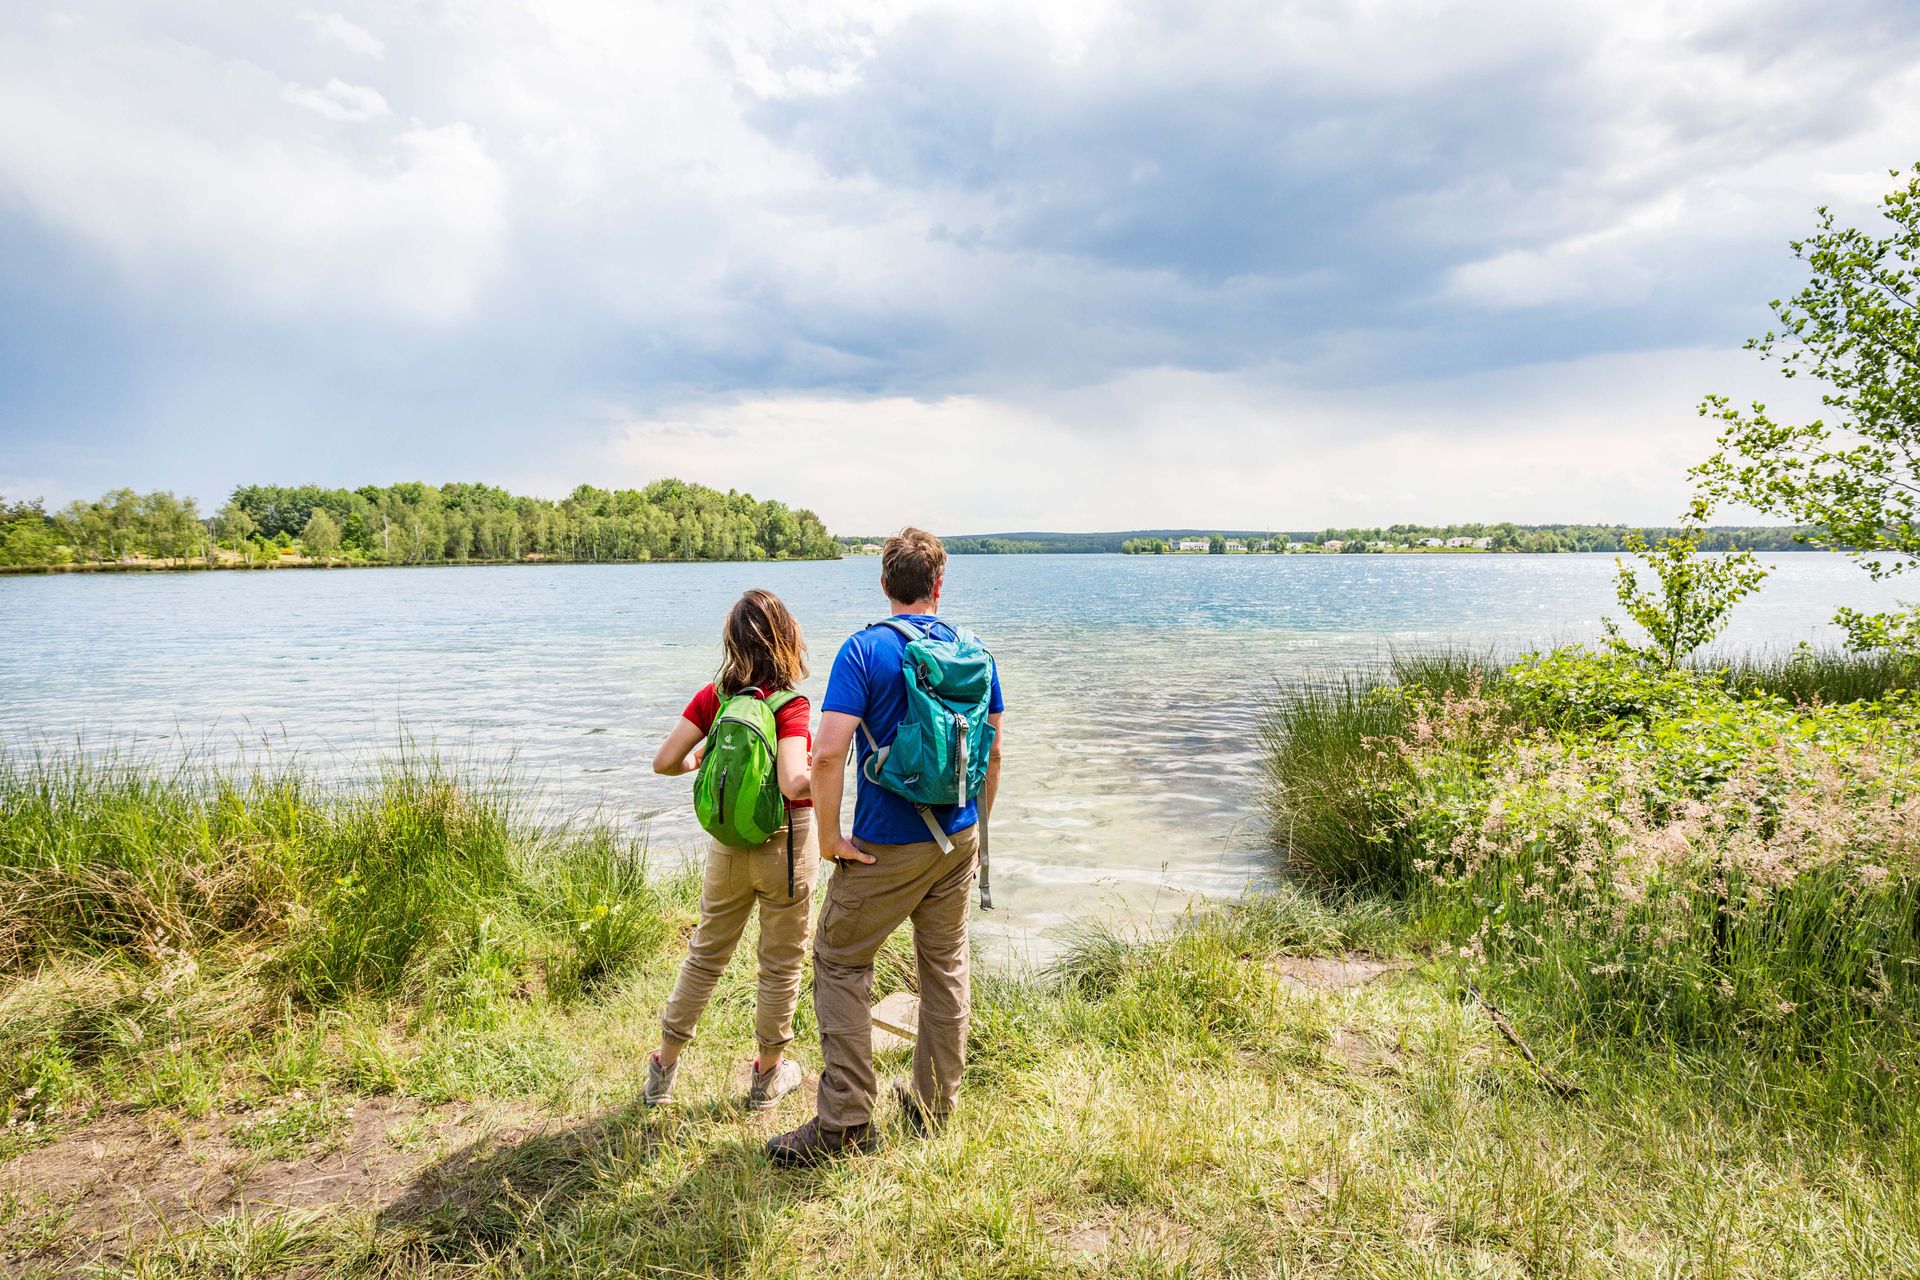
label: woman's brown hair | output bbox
[715,589,808,697]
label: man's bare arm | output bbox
[810,711,873,864]
[980,712,1003,824]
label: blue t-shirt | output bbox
[822,614,1006,846]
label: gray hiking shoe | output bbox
[747,1058,804,1111]
[642,1053,678,1107]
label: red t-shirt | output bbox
[682,684,813,808]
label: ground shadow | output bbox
[374,1096,831,1274]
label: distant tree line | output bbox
[914,524,1829,555]
[1302,523,1823,553]
[0,480,840,569]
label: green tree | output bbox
[1695,165,1920,654]
[1604,526,1769,668]
[143,491,201,564]
[1208,534,1227,555]
[0,520,57,566]
[215,501,257,563]
[302,508,342,565]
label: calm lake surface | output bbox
[1,553,1906,962]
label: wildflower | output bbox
[1859,864,1891,888]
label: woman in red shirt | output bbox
[645,589,817,1111]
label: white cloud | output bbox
[583,345,1821,530]
[282,77,389,122]
[0,23,502,321]
[301,11,385,59]
[2,0,1916,523]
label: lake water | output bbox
[1,553,1907,963]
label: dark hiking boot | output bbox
[765,1115,877,1167]
[891,1078,947,1139]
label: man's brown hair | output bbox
[881,527,947,605]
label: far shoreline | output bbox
[0,554,846,578]
[3,546,1851,578]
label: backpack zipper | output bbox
[952,712,969,801]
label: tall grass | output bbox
[1714,645,1918,704]
[1261,645,1920,1124]
[5,749,1919,1273]
[0,750,667,1005]
[1263,645,1916,886]
[1262,649,1501,889]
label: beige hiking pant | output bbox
[813,823,977,1129]
[660,808,819,1058]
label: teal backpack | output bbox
[858,618,998,851]
[693,687,803,896]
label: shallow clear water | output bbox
[0,553,1906,962]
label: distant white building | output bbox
[860,543,882,553]
[1322,540,1345,552]
[1471,537,1493,549]
[1446,536,1475,548]
[1224,539,1245,552]
[1287,541,1314,551]
[1366,541,1390,551]
[1421,538,1445,547]
[1178,539,1209,552]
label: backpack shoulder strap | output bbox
[868,617,927,643]
[763,689,801,713]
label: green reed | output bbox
[0,748,667,1005]
[1261,649,1502,891]
[1713,645,1918,704]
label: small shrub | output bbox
[3,1035,80,1126]
[1604,525,1767,668]
[521,829,668,1001]
[1502,647,1718,731]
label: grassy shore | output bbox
[1263,647,1920,1149]
[3,747,1918,1277]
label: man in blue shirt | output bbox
[767,528,1004,1166]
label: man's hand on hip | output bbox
[824,832,875,865]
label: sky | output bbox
[3,0,1918,535]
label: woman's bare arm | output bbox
[776,736,811,801]
[652,717,706,776]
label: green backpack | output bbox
[693,687,803,893]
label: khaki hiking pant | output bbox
[813,823,978,1129]
[660,808,820,1059]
